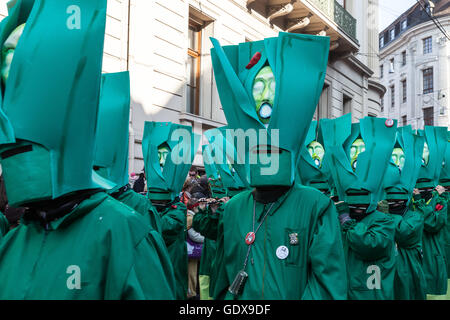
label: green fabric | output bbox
[93,72,131,190]
[413,192,448,295]
[0,211,9,237]
[383,126,425,200]
[0,0,110,207]
[389,210,427,300]
[159,202,188,300]
[202,144,227,198]
[114,189,162,233]
[322,115,397,212]
[210,33,329,187]
[443,192,450,276]
[341,211,396,300]
[0,192,176,299]
[212,186,347,300]
[439,131,450,187]
[416,127,448,189]
[296,120,331,192]
[142,122,200,201]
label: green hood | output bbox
[322,114,397,212]
[295,120,332,192]
[439,131,450,187]
[202,144,227,198]
[93,72,131,191]
[416,126,448,189]
[142,122,200,201]
[383,126,425,200]
[210,33,329,187]
[0,0,107,207]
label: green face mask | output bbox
[158,145,170,168]
[1,23,25,85]
[252,66,275,125]
[350,138,366,171]
[422,142,429,166]
[391,147,405,171]
[307,140,325,168]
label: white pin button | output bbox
[276,246,289,260]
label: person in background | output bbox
[133,171,146,194]
[186,197,204,300]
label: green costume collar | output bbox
[142,122,200,201]
[210,33,330,187]
[0,0,108,207]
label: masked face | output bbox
[1,23,26,85]
[307,141,325,168]
[350,138,365,172]
[157,146,169,169]
[422,142,429,166]
[252,66,275,126]
[391,147,405,171]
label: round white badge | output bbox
[276,246,289,260]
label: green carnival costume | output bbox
[0,212,8,237]
[382,126,427,300]
[414,126,448,296]
[93,72,161,232]
[323,114,398,300]
[0,0,175,299]
[209,33,347,300]
[142,121,200,300]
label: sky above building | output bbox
[379,0,417,31]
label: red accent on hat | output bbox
[246,52,262,69]
[171,205,178,209]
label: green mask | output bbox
[439,132,450,187]
[350,138,366,172]
[1,23,25,85]
[210,33,330,187]
[93,72,131,191]
[308,141,325,168]
[252,66,275,125]
[0,0,108,207]
[391,147,405,171]
[142,122,200,201]
[416,126,448,189]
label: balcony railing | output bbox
[308,0,357,42]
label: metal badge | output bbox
[289,233,299,245]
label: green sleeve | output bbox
[344,214,395,261]
[390,210,424,247]
[211,211,229,300]
[121,230,176,299]
[192,205,221,240]
[159,203,186,247]
[0,212,9,237]
[301,199,348,300]
[415,194,447,234]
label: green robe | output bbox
[413,192,448,295]
[0,212,9,237]
[0,192,176,299]
[159,202,188,300]
[341,211,396,300]
[441,192,450,276]
[213,185,348,300]
[192,206,221,300]
[114,189,162,233]
[389,210,427,300]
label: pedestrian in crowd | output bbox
[133,171,146,194]
[186,197,204,300]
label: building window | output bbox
[187,15,203,115]
[402,115,407,126]
[401,79,407,103]
[381,97,384,112]
[390,86,395,109]
[379,36,384,48]
[390,29,395,41]
[380,65,384,78]
[423,68,433,94]
[402,51,406,66]
[389,58,395,73]
[423,107,434,126]
[343,94,352,116]
[401,19,407,31]
[423,36,432,54]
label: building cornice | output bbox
[347,55,374,78]
[368,79,387,95]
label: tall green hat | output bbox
[416,126,448,189]
[210,33,329,187]
[93,72,131,191]
[0,0,107,207]
[202,144,227,198]
[439,131,450,187]
[295,120,331,192]
[142,122,200,201]
[383,126,425,200]
[322,114,397,212]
